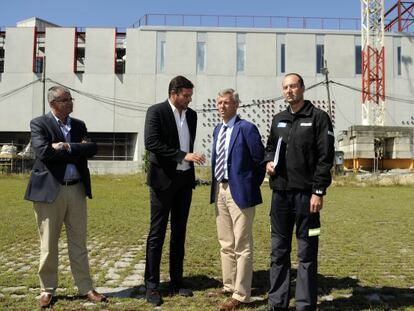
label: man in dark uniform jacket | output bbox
[264,73,334,311]
[143,76,205,306]
[25,86,106,308]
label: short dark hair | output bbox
[168,76,194,96]
[284,73,305,87]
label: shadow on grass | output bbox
[182,274,222,291]
[251,270,414,310]
[318,275,414,310]
[103,286,145,298]
[252,269,270,296]
[51,294,112,305]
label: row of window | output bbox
[0,31,405,76]
[156,32,404,76]
[0,30,127,75]
[0,132,136,161]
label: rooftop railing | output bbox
[132,14,362,30]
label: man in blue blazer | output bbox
[210,88,265,311]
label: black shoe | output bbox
[146,289,163,306]
[170,287,193,297]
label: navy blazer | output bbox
[210,116,265,208]
[24,112,97,203]
[144,100,197,191]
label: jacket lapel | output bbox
[46,112,65,141]
[186,110,196,145]
[162,101,180,146]
[228,116,241,156]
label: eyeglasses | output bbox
[54,97,75,103]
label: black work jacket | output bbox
[264,100,335,196]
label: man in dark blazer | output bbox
[25,86,106,308]
[210,88,265,311]
[144,76,205,306]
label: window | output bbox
[0,48,4,74]
[237,33,246,73]
[115,32,126,74]
[397,46,402,76]
[74,30,85,73]
[157,32,166,73]
[355,45,362,74]
[33,30,45,74]
[316,45,324,73]
[0,32,5,73]
[88,133,137,161]
[316,35,324,74]
[394,37,402,77]
[277,34,286,75]
[355,36,362,75]
[197,32,207,73]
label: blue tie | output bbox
[215,125,228,182]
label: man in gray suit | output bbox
[25,86,106,308]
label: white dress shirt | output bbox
[168,100,191,171]
[215,115,237,180]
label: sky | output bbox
[0,0,366,29]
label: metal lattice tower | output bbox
[361,0,385,126]
[384,0,414,32]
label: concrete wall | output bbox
[4,27,35,73]
[46,28,76,73]
[89,160,140,175]
[1,26,414,170]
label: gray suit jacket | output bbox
[24,112,97,203]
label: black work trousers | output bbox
[268,190,320,311]
[145,170,193,290]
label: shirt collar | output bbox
[51,111,71,127]
[288,100,312,116]
[222,115,237,128]
[168,99,187,116]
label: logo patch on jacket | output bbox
[300,122,312,126]
[277,122,287,128]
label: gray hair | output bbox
[217,88,241,104]
[48,85,70,103]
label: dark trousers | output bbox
[268,190,320,311]
[145,170,193,290]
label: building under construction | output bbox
[0,1,413,173]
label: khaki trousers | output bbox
[215,182,255,303]
[33,183,93,295]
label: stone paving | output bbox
[0,236,151,306]
[1,235,414,308]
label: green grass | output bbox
[0,174,413,310]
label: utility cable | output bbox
[0,79,41,102]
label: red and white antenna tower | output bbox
[384,0,414,32]
[361,0,385,126]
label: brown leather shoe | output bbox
[39,292,53,308]
[218,298,244,311]
[206,288,233,298]
[85,290,108,303]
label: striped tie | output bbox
[215,125,228,182]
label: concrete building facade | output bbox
[0,18,413,172]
